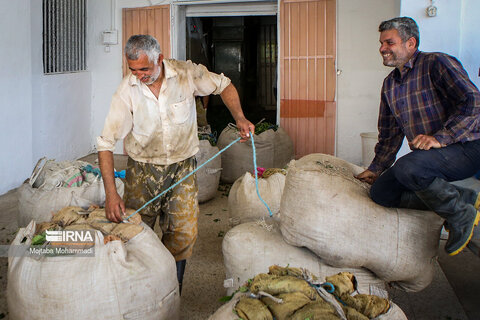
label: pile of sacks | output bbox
[216,152,445,318]
[210,265,406,320]
[217,123,294,183]
[17,158,124,227]
[8,206,180,319]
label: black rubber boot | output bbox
[176,260,186,295]
[399,185,480,211]
[415,178,480,256]
[453,184,480,210]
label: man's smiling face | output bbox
[379,29,415,70]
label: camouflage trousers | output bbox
[124,157,199,261]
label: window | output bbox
[43,0,87,74]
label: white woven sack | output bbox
[195,140,222,203]
[209,292,407,320]
[228,172,285,226]
[280,153,444,292]
[217,125,294,183]
[7,221,179,320]
[17,177,124,227]
[222,221,386,296]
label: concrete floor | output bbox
[0,154,479,319]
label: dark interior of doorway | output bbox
[186,16,277,138]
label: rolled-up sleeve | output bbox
[96,92,133,152]
[190,62,231,96]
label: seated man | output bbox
[356,17,480,256]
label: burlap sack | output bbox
[195,139,222,203]
[8,221,179,320]
[222,221,386,296]
[217,125,294,183]
[228,172,286,226]
[280,153,444,292]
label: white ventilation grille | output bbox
[43,0,87,74]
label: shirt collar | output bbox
[393,49,420,81]
[403,49,420,70]
[162,59,177,79]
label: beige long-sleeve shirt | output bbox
[97,59,231,165]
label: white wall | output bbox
[336,0,401,164]
[0,0,33,195]
[460,0,480,90]
[0,1,93,195]
[400,0,462,56]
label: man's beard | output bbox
[144,65,161,85]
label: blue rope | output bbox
[123,136,242,222]
[250,134,273,217]
[123,133,273,222]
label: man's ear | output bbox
[407,37,417,50]
[158,54,164,64]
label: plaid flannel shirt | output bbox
[369,50,480,175]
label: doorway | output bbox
[186,16,277,137]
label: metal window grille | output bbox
[258,23,277,110]
[43,0,86,74]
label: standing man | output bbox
[97,35,254,292]
[356,17,480,256]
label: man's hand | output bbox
[409,134,442,150]
[219,84,255,141]
[105,191,126,223]
[98,150,125,223]
[355,169,379,185]
[236,117,255,142]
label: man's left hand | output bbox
[409,134,442,150]
[236,117,255,142]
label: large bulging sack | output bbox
[228,171,286,226]
[8,219,179,320]
[195,140,222,203]
[280,154,444,292]
[17,159,124,227]
[217,125,294,183]
[222,221,386,296]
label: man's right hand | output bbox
[105,192,126,223]
[355,169,378,185]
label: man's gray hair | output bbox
[125,35,162,63]
[379,17,420,48]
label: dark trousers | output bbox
[370,140,480,208]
